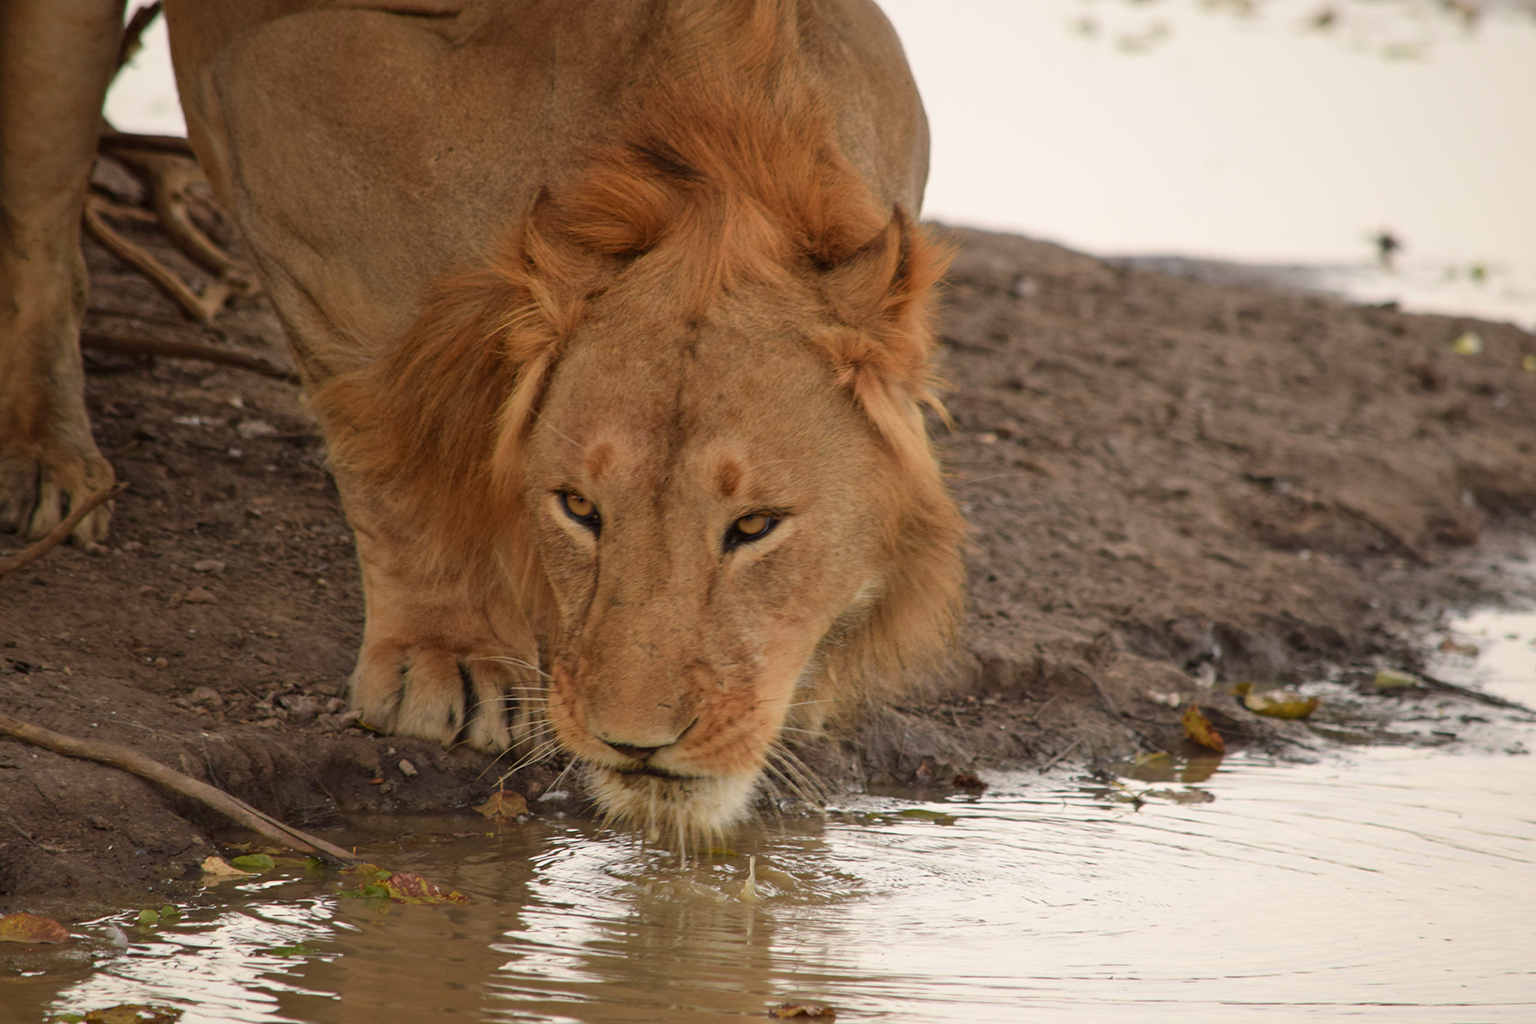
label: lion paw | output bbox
[349,639,544,754]
[0,443,114,546]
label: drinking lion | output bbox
[0,0,964,838]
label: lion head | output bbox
[317,5,965,843]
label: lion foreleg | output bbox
[346,518,544,755]
[0,0,125,545]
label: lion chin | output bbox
[585,765,760,848]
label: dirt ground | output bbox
[4,156,1536,906]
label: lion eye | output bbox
[724,513,778,551]
[559,491,601,533]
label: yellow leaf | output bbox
[1182,704,1225,754]
[1451,331,1482,355]
[0,911,69,944]
[198,856,251,882]
[474,790,529,821]
[1243,690,1320,719]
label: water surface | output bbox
[16,609,1535,1023]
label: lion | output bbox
[0,0,965,840]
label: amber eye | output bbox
[736,514,770,537]
[559,491,601,533]
[724,512,778,551]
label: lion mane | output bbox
[314,1,965,840]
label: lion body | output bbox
[0,0,964,836]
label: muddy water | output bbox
[15,614,1536,1024]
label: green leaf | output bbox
[1374,669,1419,689]
[895,808,956,825]
[228,854,276,873]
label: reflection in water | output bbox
[27,610,1536,1023]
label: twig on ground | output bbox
[0,483,127,578]
[1076,667,1160,748]
[84,194,229,324]
[110,147,259,290]
[0,712,364,866]
[1040,737,1083,772]
[81,330,300,385]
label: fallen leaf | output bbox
[380,871,471,905]
[0,911,69,944]
[228,853,276,873]
[269,943,313,957]
[1439,638,1479,657]
[1182,704,1225,753]
[199,856,251,881]
[474,790,529,821]
[1374,669,1419,690]
[1132,751,1173,766]
[340,862,390,877]
[768,1004,835,1020]
[1451,331,1482,355]
[1243,690,1320,719]
[83,1006,181,1024]
[895,808,956,825]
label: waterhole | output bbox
[12,609,1535,1024]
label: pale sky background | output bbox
[106,0,1536,325]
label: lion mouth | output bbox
[584,762,760,839]
[616,763,694,781]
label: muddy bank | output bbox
[3,204,1535,905]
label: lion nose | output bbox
[603,740,661,761]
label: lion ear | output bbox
[823,205,947,344]
[816,206,951,419]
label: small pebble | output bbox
[398,758,418,777]
[188,686,224,708]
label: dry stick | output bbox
[0,483,126,578]
[111,147,257,285]
[81,330,300,386]
[0,712,364,866]
[1040,737,1084,773]
[83,195,223,325]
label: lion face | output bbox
[523,291,891,840]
